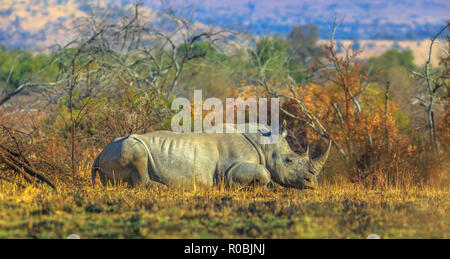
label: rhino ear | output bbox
[280,120,288,138]
[300,145,310,160]
[281,129,288,138]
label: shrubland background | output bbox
[0,4,448,238]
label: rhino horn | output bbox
[300,145,310,160]
[311,140,332,172]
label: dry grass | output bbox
[0,166,448,239]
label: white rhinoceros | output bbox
[91,124,331,189]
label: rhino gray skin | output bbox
[91,123,331,189]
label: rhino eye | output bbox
[284,158,293,163]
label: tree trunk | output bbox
[385,81,390,154]
[427,106,438,153]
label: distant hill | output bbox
[318,39,446,66]
[0,0,158,50]
[158,0,449,39]
[0,0,448,58]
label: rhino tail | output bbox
[91,154,101,186]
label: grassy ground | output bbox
[0,171,448,239]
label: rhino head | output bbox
[261,128,332,189]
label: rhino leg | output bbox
[227,163,272,188]
[99,170,108,187]
[130,155,152,187]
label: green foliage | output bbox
[250,36,305,84]
[286,24,322,83]
[362,83,411,130]
[249,25,322,85]
[177,41,226,63]
[253,36,289,67]
[287,24,322,66]
[368,49,416,78]
[0,45,58,91]
[367,49,419,130]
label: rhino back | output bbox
[138,131,261,187]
